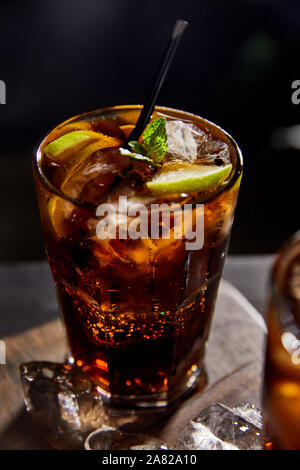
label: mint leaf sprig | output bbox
[120,117,167,166]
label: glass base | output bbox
[97,366,207,416]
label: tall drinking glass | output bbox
[33,105,243,411]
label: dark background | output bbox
[0,0,299,262]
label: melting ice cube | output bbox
[20,361,106,449]
[177,403,263,450]
[166,120,230,166]
[19,361,168,450]
[166,120,207,163]
[198,139,231,165]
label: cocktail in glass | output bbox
[33,105,242,411]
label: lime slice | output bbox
[47,133,123,237]
[44,130,122,161]
[146,162,232,195]
[48,196,75,238]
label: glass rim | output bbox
[271,231,300,293]
[270,231,300,331]
[33,104,243,210]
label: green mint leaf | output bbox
[124,118,168,166]
[119,147,154,164]
[141,117,167,164]
[128,141,147,155]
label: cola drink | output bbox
[33,106,242,411]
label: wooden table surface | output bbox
[0,278,266,450]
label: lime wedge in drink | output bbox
[146,162,232,195]
[47,196,75,239]
[46,131,123,237]
[44,130,122,161]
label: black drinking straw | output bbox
[124,19,189,146]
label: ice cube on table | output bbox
[166,120,207,163]
[177,403,263,450]
[20,361,106,450]
[19,361,168,450]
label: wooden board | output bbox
[0,280,266,450]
